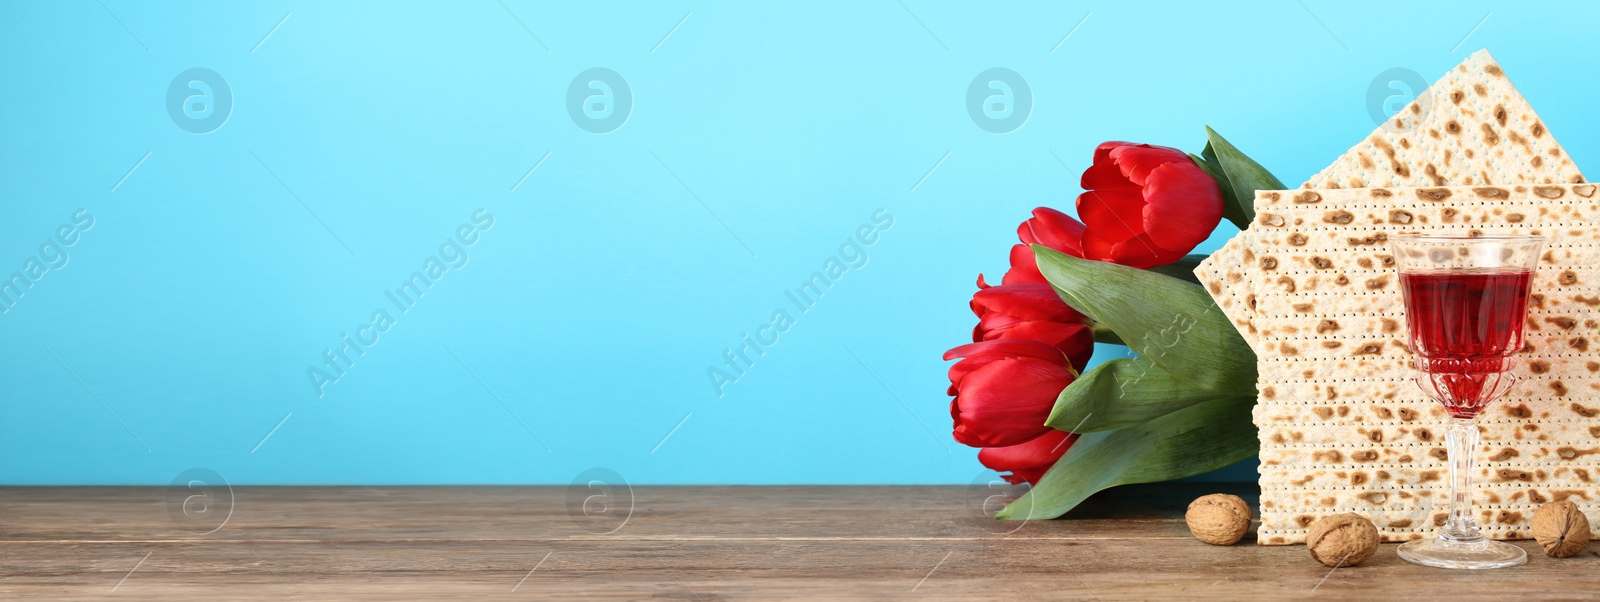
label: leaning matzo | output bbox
[1196,49,1586,349]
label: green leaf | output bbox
[1047,357,1231,433]
[1202,126,1286,230]
[1189,152,1247,231]
[996,395,1257,519]
[1033,245,1256,396]
[1144,254,1206,285]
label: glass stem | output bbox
[1442,417,1483,542]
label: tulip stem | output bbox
[1091,322,1124,346]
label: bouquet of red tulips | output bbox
[946,129,1283,519]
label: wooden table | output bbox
[1,483,1592,600]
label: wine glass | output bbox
[1391,234,1545,569]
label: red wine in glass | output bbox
[1392,234,1544,570]
[1401,269,1534,418]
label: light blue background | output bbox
[2,1,1596,484]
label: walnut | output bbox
[1532,500,1592,557]
[1305,513,1379,567]
[1185,494,1251,545]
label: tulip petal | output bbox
[972,283,1084,323]
[1075,141,1220,269]
[943,338,1067,391]
[1076,190,1146,245]
[1001,244,1047,285]
[944,338,1065,363]
[951,356,1076,447]
[1078,189,1171,266]
[976,310,1026,337]
[1019,208,1088,257]
[979,429,1077,485]
[981,321,1093,372]
[1079,231,1118,265]
[1105,233,1181,269]
[1010,209,1087,285]
[1107,143,1189,187]
[1081,142,1143,193]
[1141,161,1224,251]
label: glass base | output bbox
[1398,535,1527,569]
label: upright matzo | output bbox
[1196,49,1585,348]
[1251,184,1600,544]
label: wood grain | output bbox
[1,483,1595,600]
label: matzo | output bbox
[1198,236,1262,351]
[1251,184,1600,544]
[1196,49,1585,348]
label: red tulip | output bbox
[1002,207,1087,285]
[979,429,1077,485]
[970,280,1093,372]
[944,338,1079,448]
[1076,141,1222,268]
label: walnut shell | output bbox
[1305,513,1379,567]
[1185,494,1251,545]
[1532,500,1592,558]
